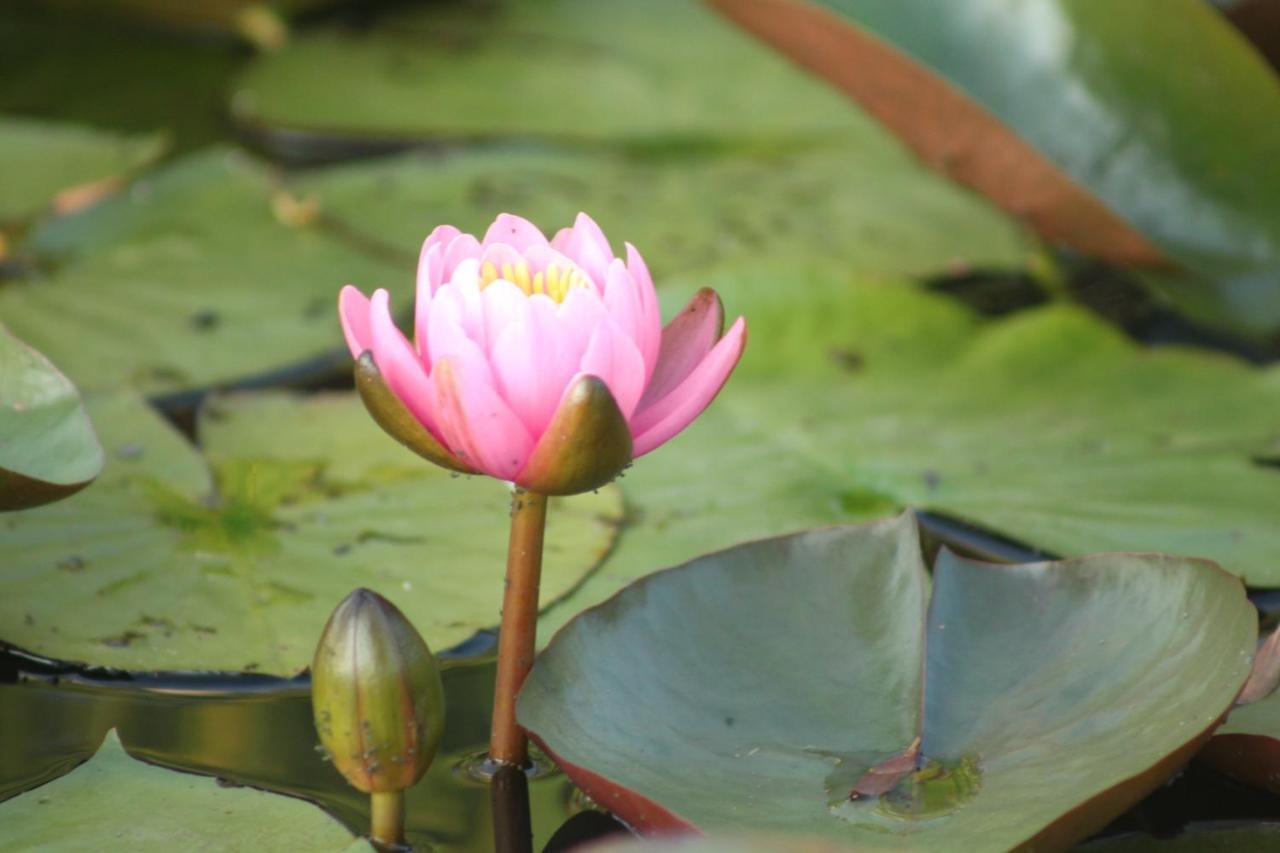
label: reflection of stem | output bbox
[369,790,405,848]
[491,763,534,853]
[490,489,549,766]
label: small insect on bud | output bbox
[312,588,445,794]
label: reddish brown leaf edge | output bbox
[706,0,1171,272]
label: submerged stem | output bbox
[489,489,549,767]
[369,790,405,848]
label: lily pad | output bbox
[297,142,1031,285]
[0,391,621,673]
[0,729,365,851]
[229,0,880,147]
[540,295,1280,646]
[0,147,403,396]
[0,323,103,510]
[709,0,1280,336]
[519,514,1256,850]
[0,116,164,224]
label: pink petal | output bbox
[415,242,445,363]
[437,260,487,349]
[431,351,535,480]
[602,259,642,354]
[481,279,529,354]
[426,282,488,369]
[581,319,647,419]
[625,243,662,379]
[631,317,746,456]
[551,212,613,288]
[490,297,579,436]
[636,288,724,413]
[368,289,440,434]
[441,233,483,281]
[339,286,374,357]
[423,224,461,255]
[557,287,608,362]
[482,213,549,252]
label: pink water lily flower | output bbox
[340,212,746,496]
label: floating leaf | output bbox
[297,142,1031,285]
[0,391,621,673]
[710,0,1280,336]
[540,293,1280,646]
[520,514,1255,849]
[230,0,882,147]
[0,117,163,224]
[0,729,365,851]
[1,147,403,396]
[0,322,103,510]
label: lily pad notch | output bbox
[518,512,1256,850]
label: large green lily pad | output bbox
[540,292,1280,646]
[1,147,403,396]
[0,391,621,673]
[0,729,365,851]
[229,0,879,146]
[0,323,103,510]
[711,0,1280,336]
[520,514,1256,850]
[297,142,1031,285]
[0,116,163,224]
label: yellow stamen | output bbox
[477,259,589,303]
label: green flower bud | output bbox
[312,588,445,793]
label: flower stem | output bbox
[369,790,405,848]
[490,489,549,767]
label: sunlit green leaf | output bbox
[0,392,621,673]
[0,729,366,851]
[1,148,404,396]
[298,142,1031,286]
[0,116,163,223]
[230,0,880,146]
[542,292,1280,646]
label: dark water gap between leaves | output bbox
[924,258,1280,366]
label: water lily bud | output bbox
[312,588,445,793]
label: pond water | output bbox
[0,650,602,852]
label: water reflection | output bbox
[0,658,577,851]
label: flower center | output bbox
[479,260,592,303]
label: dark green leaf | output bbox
[520,514,1255,849]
